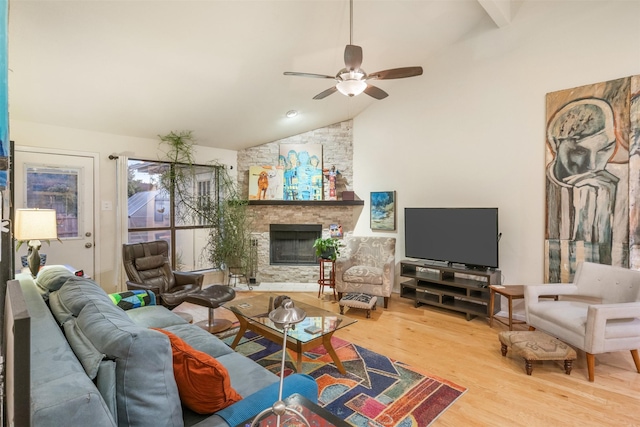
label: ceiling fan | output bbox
[284,0,423,100]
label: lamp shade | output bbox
[14,209,58,241]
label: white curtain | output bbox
[114,155,129,292]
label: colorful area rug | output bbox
[223,332,466,427]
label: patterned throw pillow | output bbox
[152,328,242,414]
[108,290,156,310]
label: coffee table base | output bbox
[230,316,347,375]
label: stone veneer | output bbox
[237,120,362,283]
[249,205,363,283]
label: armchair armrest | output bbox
[335,256,356,287]
[383,254,395,282]
[126,280,161,296]
[524,283,577,302]
[174,271,204,287]
[585,302,640,352]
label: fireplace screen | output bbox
[270,224,321,265]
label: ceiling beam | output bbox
[477,0,511,28]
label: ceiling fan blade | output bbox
[367,66,423,80]
[344,44,363,71]
[284,71,336,79]
[313,86,338,100]
[364,85,389,100]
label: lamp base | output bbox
[21,253,47,269]
[25,246,42,278]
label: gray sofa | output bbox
[16,267,318,427]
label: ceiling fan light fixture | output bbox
[285,110,298,118]
[336,79,367,97]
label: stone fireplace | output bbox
[238,120,361,283]
[248,203,362,283]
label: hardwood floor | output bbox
[190,290,640,426]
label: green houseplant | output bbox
[313,237,341,262]
[158,130,254,282]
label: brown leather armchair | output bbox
[122,240,203,309]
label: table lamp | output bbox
[14,208,58,277]
[251,298,310,427]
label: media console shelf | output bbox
[400,260,501,321]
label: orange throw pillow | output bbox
[152,328,242,414]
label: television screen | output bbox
[404,208,499,269]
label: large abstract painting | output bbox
[545,75,640,282]
[279,144,323,201]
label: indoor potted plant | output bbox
[159,130,254,284]
[313,237,341,262]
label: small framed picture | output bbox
[370,191,396,231]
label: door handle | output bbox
[85,243,93,248]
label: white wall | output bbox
[9,1,640,290]
[9,119,237,290]
[351,1,640,285]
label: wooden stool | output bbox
[339,293,377,318]
[499,330,577,375]
[318,258,337,300]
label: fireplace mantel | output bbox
[248,200,364,206]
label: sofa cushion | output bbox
[19,275,116,427]
[343,265,384,285]
[153,328,242,414]
[163,323,234,358]
[53,276,114,318]
[126,305,189,329]
[77,300,183,426]
[36,265,75,292]
[63,318,105,379]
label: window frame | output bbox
[127,158,220,270]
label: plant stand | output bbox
[317,258,336,300]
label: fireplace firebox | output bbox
[270,224,321,265]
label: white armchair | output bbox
[335,236,396,308]
[524,261,640,381]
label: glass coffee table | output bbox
[222,294,356,375]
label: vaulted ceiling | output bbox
[8,0,511,150]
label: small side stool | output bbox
[339,293,377,318]
[499,330,577,376]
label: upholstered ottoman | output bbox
[499,330,577,375]
[339,293,377,318]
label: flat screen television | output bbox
[404,208,499,270]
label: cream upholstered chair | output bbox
[335,236,396,308]
[524,261,640,381]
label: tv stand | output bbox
[400,260,501,321]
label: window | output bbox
[127,159,219,271]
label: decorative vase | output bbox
[21,254,47,268]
